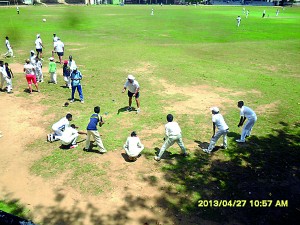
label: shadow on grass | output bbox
[2,123,299,225]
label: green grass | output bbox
[1,4,300,224]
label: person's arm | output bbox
[238,116,246,127]
[133,87,140,97]
[212,122,216,138]
[99,115,105,127]
[78,130,87,135]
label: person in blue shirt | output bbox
[70,67,84,103]
[84,106,106,153]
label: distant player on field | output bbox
[236,16,241,27]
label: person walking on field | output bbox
[48,57,57,84]
[4,36,14,58]
[35,57,43,83]
[54,37,64,64]
[236,101,257,143]
[122,74,140,113]
[70,67,84,103]
[0,61,12,93]
[203,107,229,154]
[35,34,44,58]
[154,114,188,161]
[4,62,14,93]
[123,131,144,161]
[84,106,107,153]
[23,59,40,94]
[236,16,241,27]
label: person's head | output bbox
[49,57,54,62]
[127,74,135,83]
[210,106,220,114]
[94,106,100,114]
[37,34,40,38]
[66,113,73,121]
[5,36,8,40]
[53,33,56,37]
[69,55,72,61]
[70,124,76,129]
[167,114,173,122]
[237,101,244,108]
[25,59,30,64]
[63,60,68,65]
[4,62,8,67]
[131,131,137,137]
[30,50,35,56]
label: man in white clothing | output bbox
[122,74,141,113]
[154,114,188,161]
[48,113,73,142]
[236,16,241,27]
[68,55,77,73]
[123,131,144,161]
[0,61,11,92]
[54,38,64,64]
[60,124,87,149]
[236,101,257,143]
[35,34,44,58]
[203,107,229,154]
[4,36,14,58]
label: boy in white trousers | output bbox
[60,124,87,149]
[203,107,229,154]
[123,131,144,161]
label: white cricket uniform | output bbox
[52,117,70,138]
[54,40,64,53]
[158,121,186,158]
[240,106,257,141]
[35,38,43,50]
[4,40,13,57]
[207,113,229,152]
[53,36,58,47]
[237,17,241,27]
[60,127,78,146]
[0,66,12,92]
[68,60,77,72]
[35,60,43,82]
[123,136,144,157]
[124,80,140,94]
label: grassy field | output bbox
[1,4,300,225]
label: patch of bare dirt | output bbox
[129,62,155,76]
[255,101,280,115]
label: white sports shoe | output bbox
[202,149,211,154]
[236,139,245,143]
[136,108,140,114]
[70,99,74,103]
[154,156,161,161]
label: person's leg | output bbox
[71,86,76,101]
[91,130,106,152]
[6,78,12,92]
[175,134,186,154]
[85,130,92,150]
[70,133,79,145]
[53,72,57,84]
[128,97,132,108]
[157,137,175,159]
[136,97,140,111]
[205,131,222,152]
[0,76,5,90]
[33,76,39,92]
[77,85,84,101]
[244,117,256,137]
[222,130,228,149]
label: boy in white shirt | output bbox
[122,74,141,113]
[203,107,229,154]
[154,114,188,161]
[60,124,87,149]
[236,101,257,143]
[4,36,14,58]
[48,113,73,142]
[123,131,144,161]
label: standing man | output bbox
[236,16,241,27]
[54,38,64,64]
[203,107,229,154]
[246,10,249,18]
[70,67,84,103]
[4,36,14,58]
[35,34,44,58]
[5,62,14,93]
[262,10,266,18]
[236,101,257,143]
[154,114,188,161]
[0,61,12,93]
[52,33,58,57]
[68,55,77,73]
[84,106,107,153]
[122,74,140,113]
[48,113,73,142]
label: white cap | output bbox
[210,107,219,113]
[49,57,54,61]
[30,50,35,54]
[37,34,40,38]
[127,74,135,80]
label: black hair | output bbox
[131,131,137,137]
[70,124,76,129]
[4,62,8,66]
[5,36,8,39]
[66,113,72,119]
[238,101,244,107]
[167,114,173,122]
[94,106,100,114]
